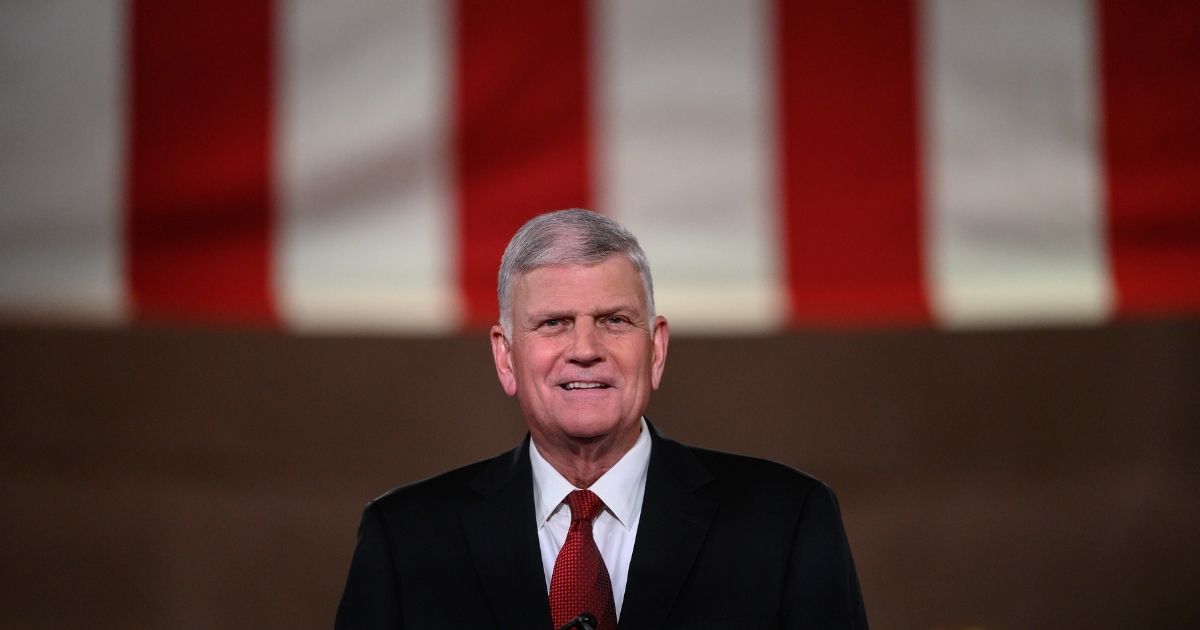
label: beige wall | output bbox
[2,321,1198,629]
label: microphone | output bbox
[556,612,597,630]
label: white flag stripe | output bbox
[594,0,785,332]
[276,0,458,332]
[921,0,1113,326]
[0,1,125,322]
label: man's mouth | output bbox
[560,381,610,391]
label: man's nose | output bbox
[566,320,603,366]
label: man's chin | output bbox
[562,423,614,442]
[525,408,640,446]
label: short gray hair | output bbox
[498,209,655,336]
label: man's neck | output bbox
[531,424,642,488]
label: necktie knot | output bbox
[565,489,605,524]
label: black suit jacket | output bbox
[335,424,867,629]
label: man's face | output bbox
[490,256,669,450]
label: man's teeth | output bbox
[561,382,607,390]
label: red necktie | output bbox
[549,490,618,630]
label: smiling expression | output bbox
[491,256,669,452]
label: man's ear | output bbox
[650,315,669,390]
[490,325,518,396]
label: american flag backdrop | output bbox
[2,0,1198,334]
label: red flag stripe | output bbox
[126,0,276,323]
[776,0,928,326]
[1100,0,1200,315]
[454,0,593,329]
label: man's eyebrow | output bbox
[525,306,640,320]
[594,304,640,316]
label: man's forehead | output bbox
[513,259,647,307]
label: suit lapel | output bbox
[460,438,554,629]
[619,425,718,629]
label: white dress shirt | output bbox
[530,417,652,618]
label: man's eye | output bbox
[541,319,563,328]
[604,315,630,325]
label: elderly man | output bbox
[335,209,867,629]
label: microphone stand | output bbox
[556,612,597,630]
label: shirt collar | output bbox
[530,417,652,530]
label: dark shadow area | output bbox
[1,320,1197,629]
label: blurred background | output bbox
[2,1,1198,628]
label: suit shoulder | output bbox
[366,455,493,514]
[685,444,832,500]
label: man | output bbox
[335,209,867,629]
